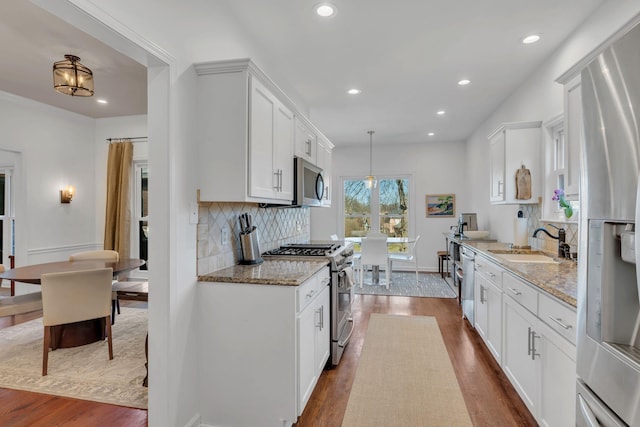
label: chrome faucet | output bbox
[532,224,569,258]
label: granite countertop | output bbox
[198,259,330,286]
[454,237,577,307]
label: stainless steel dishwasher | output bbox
[460,246,475,325]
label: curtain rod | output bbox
[106,136,148,143]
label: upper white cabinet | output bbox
[316,136,333,207]
[195,59,331,204]
[294,116,317,165]
[488,121,542,204]
[563,75,582,200]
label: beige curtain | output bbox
[104,141,133,258]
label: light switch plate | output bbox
[189,203,198,225]
[221,226,229,246]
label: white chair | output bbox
[359,233,390,289]
[69,250,120,323]
[388,235,421,285]
[41,268,114,376]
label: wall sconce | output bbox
[60,186,75,204]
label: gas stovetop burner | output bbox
[263,243,342,257]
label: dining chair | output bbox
[388,235,421,285]
[359,233,390,289]
[40,267,114,376]
[69,250,120,323]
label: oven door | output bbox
[332,265,354,365]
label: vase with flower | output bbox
[552,189,573,219]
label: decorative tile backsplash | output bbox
[520,204,578,254]
[197,202,310,275]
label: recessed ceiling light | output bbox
[96,98,108,104]
[347,88,361,95]
[522,34,541,44]
[436,110,446,116]
[315,3,336,17]
[427,132,435,136]
[458,79,471,86]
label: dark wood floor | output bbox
[295,293,538,426]
[0,288,536,426]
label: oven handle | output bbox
[338,319,354,348]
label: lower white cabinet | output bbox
[474,256,503,363]
[502,277,576,427]
[198,266,330,427]
[297,284,330,413]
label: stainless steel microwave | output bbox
[294,157,324,207]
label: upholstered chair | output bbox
[69,250,120,323]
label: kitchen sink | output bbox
[488,250,559,264]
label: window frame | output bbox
[129,160,148,279]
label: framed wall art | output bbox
[426,194,455,217]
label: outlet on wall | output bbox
[221,225,229,246]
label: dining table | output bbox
[346,236,417,284]
[0,258,145,349]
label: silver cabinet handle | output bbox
[306,289,316,299]
[498,180,503,196]
[306,139,312,156]
[315,307,322,328]
[548,316,572,330]
[321,305,324,330]
[530,329,540,360]
[508,287,522,296]
[273,171,279,190]
[527,326,532,356]
[488,272,496,278]
[480,286,486,304]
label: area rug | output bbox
[354,271,457,298]
[342,314,472,427]
[0,307,148,409]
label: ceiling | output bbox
[0,0,605,146]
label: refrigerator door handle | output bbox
[578,393,601,427]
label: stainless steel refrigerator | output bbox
[577,21,640,427]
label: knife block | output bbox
[240,229,263,265]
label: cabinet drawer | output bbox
[503,273,538,314]
[296,268,330,312]
[539,293,576,344]
[475,256,503,288]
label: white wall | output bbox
[312,140,467,271]
[466,1,640,243]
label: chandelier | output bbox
[53,54,94,97]
[365,130,377,189]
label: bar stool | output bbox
[437,251,450,278]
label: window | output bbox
[343,176,410,253]
[132,162,148,274]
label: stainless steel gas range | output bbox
[263,242,355,365]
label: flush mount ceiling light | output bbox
[347,88,361,95]
[522,34,541,44]
[53,54,94,97]
[436,110,446,116]
[96,98,108,104]
[427,132,435,136]
[365,130,377,189]
[315,3,336,17]
[458,79,471,86]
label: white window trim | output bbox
[129,160,148,279]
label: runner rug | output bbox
[342,314,472,426]
[0,307,148,409]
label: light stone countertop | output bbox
[198,259,330,286]
[446,234,577,307]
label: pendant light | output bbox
[365,130,377,189]
[53,54,94,97]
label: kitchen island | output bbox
[198,259,331,427]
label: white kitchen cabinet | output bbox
[488,121,542,204]
[294,116,317,165]
[474,255,503,364]
[316,136,333,207]
[198,266,330,427]
[563,74,582,200]
[298,284,330,412]
[501,273,576,427]
[195,59,294,204]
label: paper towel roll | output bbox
[514,218,528,247]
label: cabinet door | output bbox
[474,275,489,341]
[485,282,503,363]
[298,299,317,414]
[249,77,277,199]
[564,75,582,199]
[317,139,332,206]
[502,295,539,416]
[274,101,294,201]
[316,286,331,374]
[489,131,505,202]
[538,323,576,427]
[294,117,317,164]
